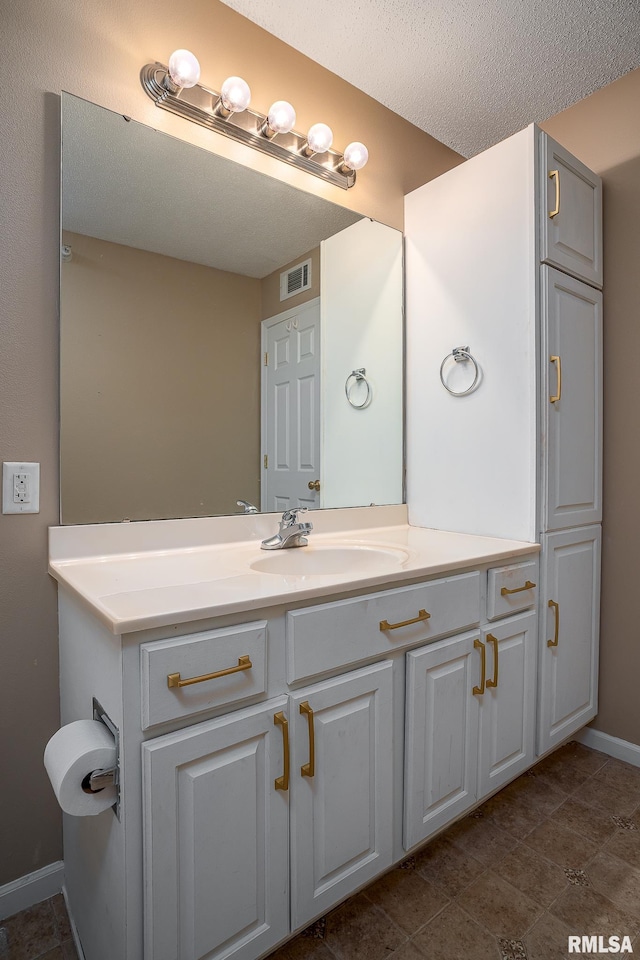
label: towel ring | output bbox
[345,368,372,409]
[439,347,480,397]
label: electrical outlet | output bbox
[2,462,40,514]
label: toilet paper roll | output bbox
[44,719,117,816]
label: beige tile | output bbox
[388,940,426,960]
[604,828,640,870]
[50,895,72,943]
[558,742,609,777]
[62,943,79,960]
[499,774,566,816]
[529,754,591,795]
[524,819,599,869]
[411,903,500,960]
[498,843,569,907]
[587,850,640,915]
[525,911,576,960]
[447,815,518,867]
[413,835,485,897]
[594,759,640,797]
[457,871,543,938]
[550,797,618,845]
[35,949,65,960]
[550,884,640,939]
[324,893,407,960]
[3,901,59,960]
[577,774,639,817]
[364,866,449,935]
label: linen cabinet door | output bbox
[142,698,290,960]
[543,268,602,532]
[289,661,393,931]
[477,612,537,800]
[538,526,601,755]
[404,631,481,850]
[540,132,603,288]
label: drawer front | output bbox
[287,572,481,682]
[487,560,538,621]
[141,621,267,729]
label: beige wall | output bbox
[541,67,640,747]
[0,0,460,886]
[61,232,261,523]
[260,246,320,320]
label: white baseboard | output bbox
[576,726,640,768]
[0,861,64,922]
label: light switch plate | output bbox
[2,462,40,514]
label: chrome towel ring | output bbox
[345,368,372,409]
[439,346,480,397]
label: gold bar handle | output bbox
[549,169,560,218]
[549,355,562,403]
[167,655,252,689]
[547,600,560,648]
[300,701,315,778]
[473,639,486,696]
[380,608,431,632]
[486,634,499,689]
[274,711,289,791]
[501,580,536,596]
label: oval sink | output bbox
[250,543,410,576]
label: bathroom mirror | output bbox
[60,93,403,524]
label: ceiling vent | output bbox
[280,258,312,301]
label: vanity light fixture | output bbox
[140,51,368,189]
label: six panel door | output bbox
[142,698,290,960]
[538,525,601,755]
[289,661,394,931]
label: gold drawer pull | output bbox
[167,655,252,689]
[549,355,562,403]
[547,600,560,648]
[473,639,486,696]
[549,169,560,218]
[501,579,536,596]
[274,712,289,791]
[486,634,499,689]
[379,608,431,632]
[300,701,315,778]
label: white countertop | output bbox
[49,509,539,635]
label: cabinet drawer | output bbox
[487,560,538,621]
[141,622,267,729]
[287,572,481,682]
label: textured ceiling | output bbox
[221,0,640,158]
[62,95,361,276]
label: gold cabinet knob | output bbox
[308,480,320,492]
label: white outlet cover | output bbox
[2,462,40,514]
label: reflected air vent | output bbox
[280,258,312,301]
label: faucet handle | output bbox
[281,506,308,525]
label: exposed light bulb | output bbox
[266,100,297,136]
[167,49,201,89]
[342,141,369,172]
[305,123,333,155]
[220,76,251,114]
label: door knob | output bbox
[308,480,320,492]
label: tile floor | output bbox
[2,742,640,960]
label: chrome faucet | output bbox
[260,507,313,550]
[237,499,259,514]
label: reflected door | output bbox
[262,300,321,512]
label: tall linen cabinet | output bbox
[405,124,603,756]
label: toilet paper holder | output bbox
[88,698,120,819]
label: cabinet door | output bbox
[404,631,481,850]
[540,132,603,288]
[543,268,602,532]
[477,613,537,799]
[142,698,289,960]
[538,526,601,755]
[289,661,393,931]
